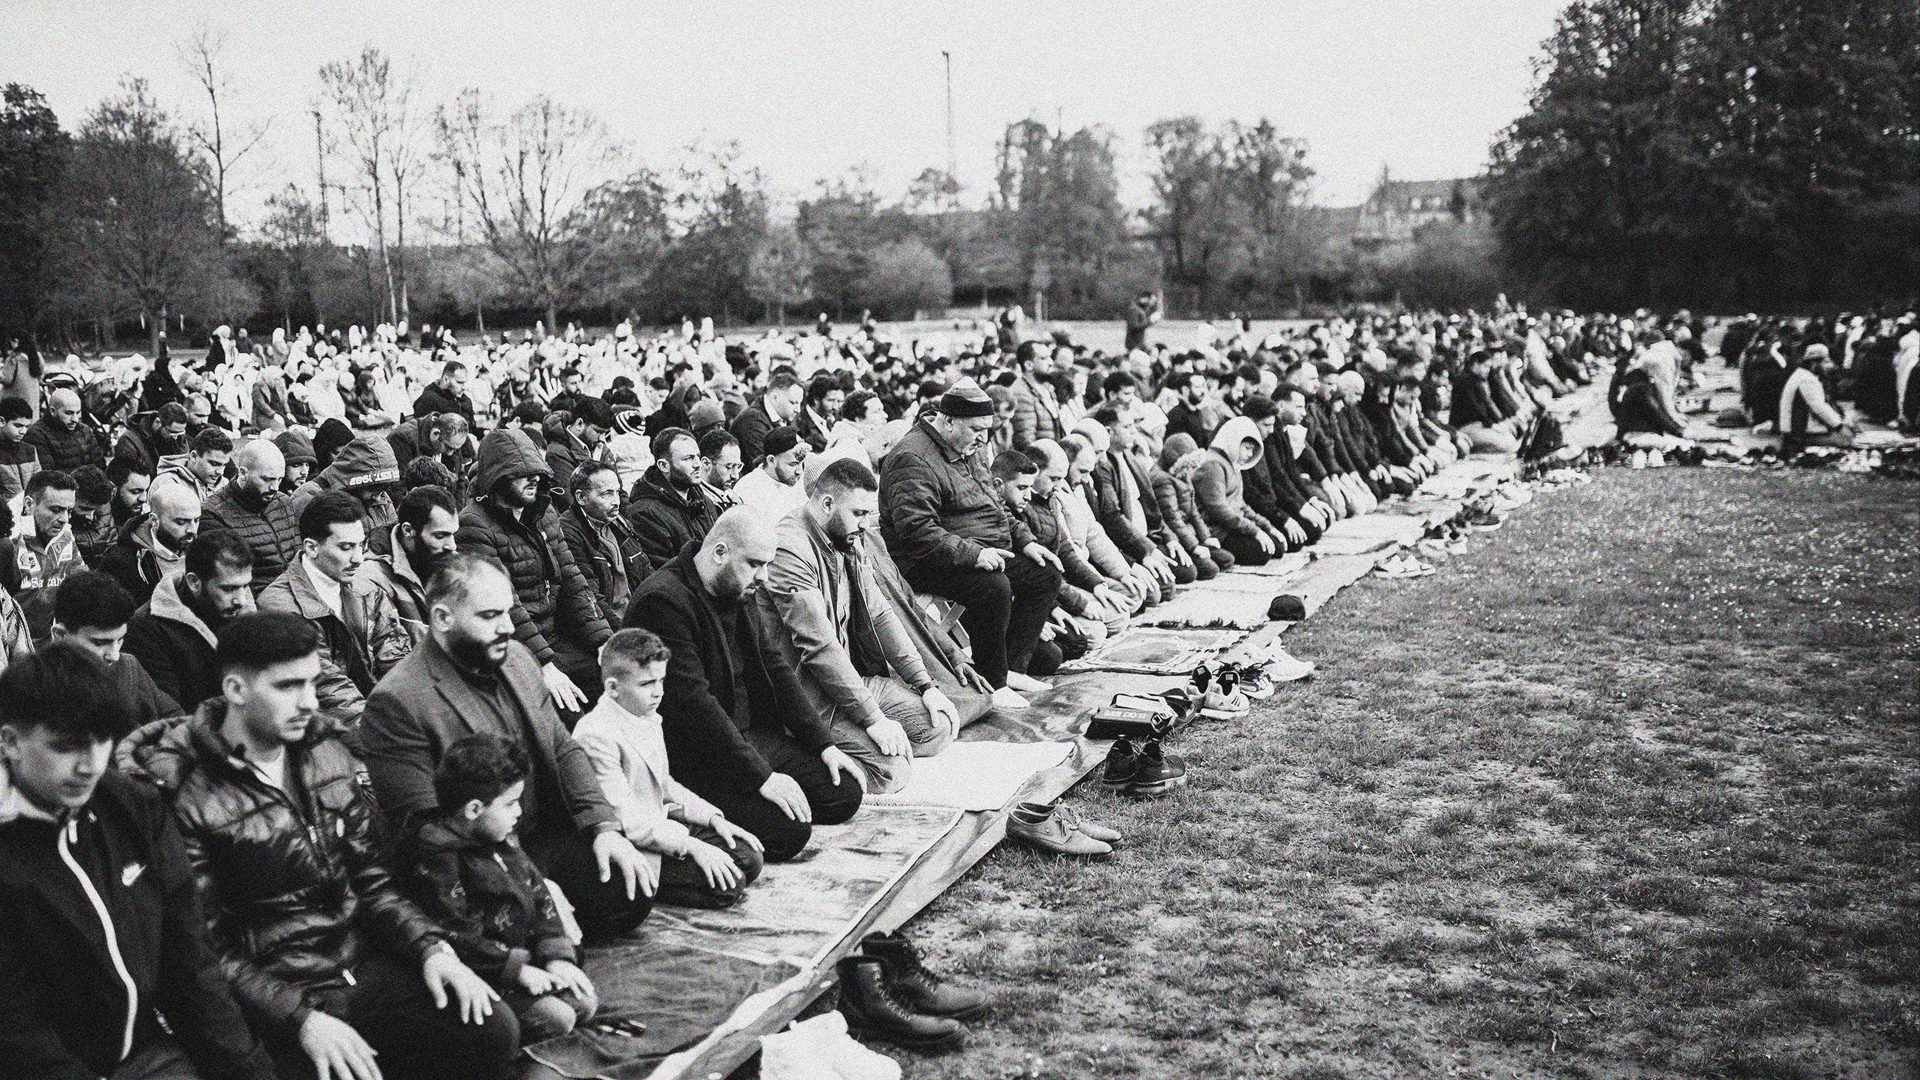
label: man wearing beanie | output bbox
[879,379,1062,707]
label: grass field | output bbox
[898,467,1920,1079]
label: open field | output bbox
[899,467,1920,1079]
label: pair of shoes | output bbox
[762,1011,902,1079]
[1099,736,1187,797]
[1376,553,1436,579]
[838,934,986,1052]
[1460,505,1505,532]
[1007,800,1115,857]
[1018,799,1124,848]
[1250,643,1316,683]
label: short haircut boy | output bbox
[598,627,670,677]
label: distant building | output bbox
[1350,174,1487,249]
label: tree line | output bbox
[1487,0,1920,311]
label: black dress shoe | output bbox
[836,956,966,1051]
[861,932,991,1021]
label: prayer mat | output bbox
[1056,625,1250,674]
[869,740,1076,811]
[963,669,1188,743]
[1218,550,1312,578]
[1143,580,1285,629]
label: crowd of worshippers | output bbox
[1,305,1611,1079]
[1607,307,1920,450]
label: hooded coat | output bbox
[122,571,238,713]
[282,435,402,532]
[456,429,610,673]
[1193,417,1279,539]
[1151,433,1219,557]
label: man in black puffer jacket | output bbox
[457,428,610,711]
[118,613,519,1080]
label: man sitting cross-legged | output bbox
[360,552,656,943]
[624,506,865,863]
[117,612,519,1080]
[0,644,278,1080]
[758,456,963,795]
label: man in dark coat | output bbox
[411,359,477,424]
[123,531,256,714]
[456,428,610,712]
[24,387,105,475]
[201,439,299,595]
[728,370,803,470]
[0,644,276,1080]
[118,613,518,1080]
[878,379,1062,700]
[626,427,720,569]
[624,507,865,863]
[50,571,181,724]
[558,461,651,632]
[360,554,654,942]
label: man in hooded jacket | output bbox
[456,428,610,712]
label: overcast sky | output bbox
[8,0,1565,232]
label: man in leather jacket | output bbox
[118,612,520,1080]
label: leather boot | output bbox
[835,956,966,1051]
[861,932,991,1020]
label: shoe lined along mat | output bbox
[527,386,1615,1080]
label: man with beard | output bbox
[1164,371,1219,446]
[560,462,650,632]
[24,387,104,475]
[108,456,152,529]
[456,429,609,713]
[123,530,255,713]
[259,491,412,729]
[730,370,803,470]
[730,425,808,519]
[625,508,866,862]
[96,473,200,603]
[879,379,1063,707]
[202,439,300,594]
[1007,341,1064,450]
[627,428,720,568]
[118,613,518,1080]
[697,429,743,510]
[362,483,460,645]
[361,553,655,942]
[758,456,965,794]
[159,428,232,504]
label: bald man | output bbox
[96,474,201,602]
[24,386,105,473]
[624,507,865,863]
[202,438,300,592]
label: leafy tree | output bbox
[854,238,951,319]
[796,168,886,316]
[643,142,769,323]
[0,84,68,336]
[577,168,673,317]
[53,79,252,354]
[993,120,1126,317]
[746,224,813,325]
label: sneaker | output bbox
[1127,739,1187,796]
[1629,448,1648,469]
[1099,737,1139,788]
[1019,800,1125,847]
[1005,802,1114,858]
[1257,644,1316,683]
[1646,449,1666,468]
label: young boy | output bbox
[574,628,765,908]
[397,734,599,1042]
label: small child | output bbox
[397,734,598,1041]
[574,628,765,908]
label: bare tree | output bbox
[318,46,421,323]
[435,89,624,330]
[179,24,268,238]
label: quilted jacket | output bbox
[456,429,610,669]
[116,706,446,1039]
